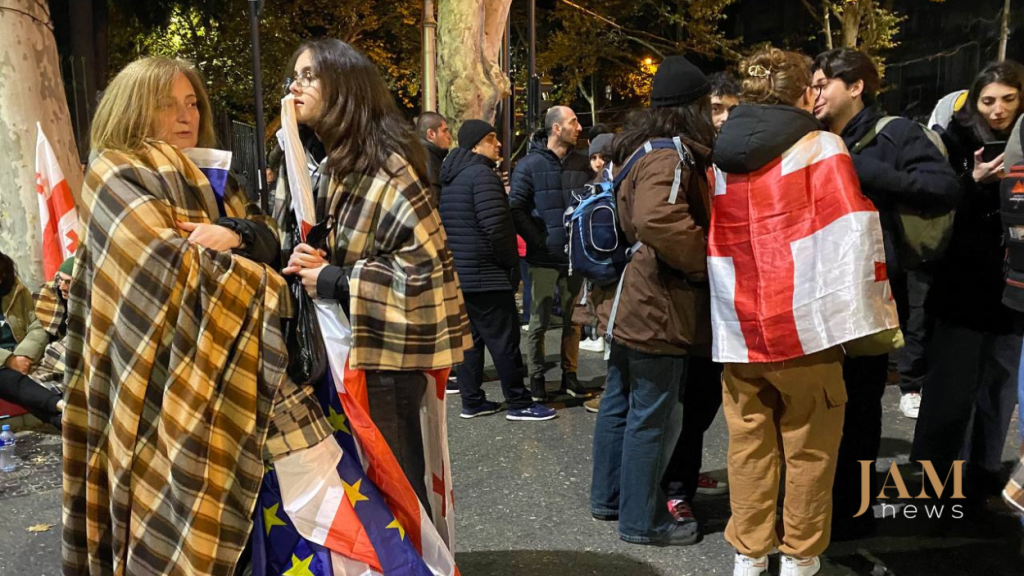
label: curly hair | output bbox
[739,46,812,107]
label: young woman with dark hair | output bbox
[0,252,63,427]
[913,60,1024,499]
[588,55,716,548]
[281,38,469,524]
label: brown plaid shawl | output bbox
[31,281,68,390]
[62,142,329,576]
[316,154,470,371]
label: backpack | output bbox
[851,116,955,270]
[564,137,694,287]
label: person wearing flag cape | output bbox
[253,39,468,576]
[709,47,899,576]
[61,56,333,576]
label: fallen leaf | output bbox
[27,523,53,533]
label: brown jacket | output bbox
[592,137,713,356]
[1,279,48,367]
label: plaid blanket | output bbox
[316,154,470,371]
[62,142,330,576]
[31,281,67,390]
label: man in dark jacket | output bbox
[812,48,960,539]
[439,120,557,422]
[509,106,595,401]
[417,111,451,207]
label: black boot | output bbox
[562,372,595,399]
[530,374,548,402]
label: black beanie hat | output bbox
[650,55,711,108]
[458,120,496,150]
[589,133,614,158]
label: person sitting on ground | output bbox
[0,251,63,427]
[438,119,556,422]
[588,54,716,547]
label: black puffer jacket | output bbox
[509,131,593,269]
[439,147,519,292]
[840,107,960,275]
[927,116,1015,334]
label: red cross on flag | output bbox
[708,131,899,363]
[35,123,79,279]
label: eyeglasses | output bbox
[284,70,318,93]
[813,85,826,98]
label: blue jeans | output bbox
[590,342,687,543]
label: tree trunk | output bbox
[824,1,834,49]
[436,0,513,137]
[840,0,866,48]
[0,0,81,288]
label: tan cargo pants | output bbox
[722,346,847,558]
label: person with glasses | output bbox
[810,48,960,540]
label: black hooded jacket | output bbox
[927,115,1018,333]
[714,104,822,174]
[438,147,519,292]
[422,138,448,207]
[508,130,593,269]
[839,106,960,274]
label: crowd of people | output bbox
[0,34,1023,576]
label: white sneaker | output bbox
[733,554,768,576]
[780,555,820,576]
[899,392,921,419]
[579,337,605,353]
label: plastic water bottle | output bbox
[0,424,16,472]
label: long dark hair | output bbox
[289,39,427,181]
[956,60,1024,141]
[612,98,716,165]
[0,252,17,297]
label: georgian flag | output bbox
[707,131,899,364]
[35,123,79,278]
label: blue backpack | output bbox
[564,137,694,288]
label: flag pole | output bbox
[249,0,270,213]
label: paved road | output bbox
[2,330,1021,575]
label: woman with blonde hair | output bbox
[709,46,897,576]
[62,56,330,575]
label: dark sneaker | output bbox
[592,511,618,521]
[562,372,595,399]
[446,376,460,395]
[506,404,558,421]
[667,498,696,524]
[460,400,503,419]
[530,375,548,402]
[625,522,699,546]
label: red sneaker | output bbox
[667,498,696,524]
[696,473,728,495]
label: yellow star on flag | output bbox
[283,553,316,576]
[386,518,406,540]
[327,405,351,434]
[262,502,288,536]
[343,478,369,507]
